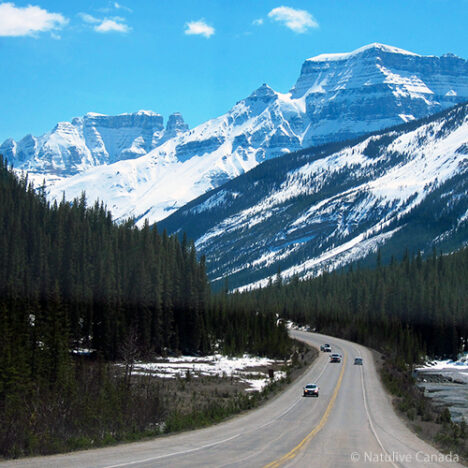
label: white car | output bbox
[303,383,319,397]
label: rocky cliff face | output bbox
[0,110,184,176]
[164,112,189,140]
[292,44,468,146]
[2,43,468,224]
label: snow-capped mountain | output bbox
[0,110,187,177]
[2,43,468,224]
[291,44,467,145]
[159,103,468,291]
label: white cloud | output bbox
[114,2,132,13]
[94,18,130,33]
[79,13,100,24]
[268,6,318,33]
[98,2,132,14]
[184,19,214,38]
[252,18,264,26]
[79,10,130,34]
[0,2,68,37]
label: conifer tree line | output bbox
[234,248,468,362]
[0,155,290,393]
[0,157,210,360]
[0,156,292,457]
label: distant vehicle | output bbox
[303,383,319,397]
[330,353,342,363]
[354,357,363,365]
[321,344,332,352]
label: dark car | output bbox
[354,357,363,365]
[330,353,342,363]
[303,383,319,397]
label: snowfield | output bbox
[419,354,468,381]
[121,354,287,393]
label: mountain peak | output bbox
[291,42,468,100]
[165,112,189,137]
[83,110,162,119]
[82,111,164,131]
[134,110,160,117]
[248,83,276,98]
[243,83,277,108]
[306,43,419,63]
[84,112,105,118]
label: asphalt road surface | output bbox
[2,331,465,468]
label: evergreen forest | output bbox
[234,248,468,363]
[2,151,468,458]
[0,156,290,457]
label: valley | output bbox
[1,32,468,466]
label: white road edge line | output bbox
[354,345,449,468]
[103,433,241,468]
[355,345,399,468]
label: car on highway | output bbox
[320,344,332,352]
[330,353,342,363]
[303,383,319,397]
[354,357,363,365]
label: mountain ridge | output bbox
[158,102,468,290]
[2,43,468,225]
[0,110,187,177]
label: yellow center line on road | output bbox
[263,352,347,468]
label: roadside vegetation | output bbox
[160,342,315,435]
[0,341,315,458]
[379,355,468,461]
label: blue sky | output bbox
[1,0,467,142]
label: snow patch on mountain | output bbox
[159,103,468,291]
[237,228,401,292]
[307,43,419,63]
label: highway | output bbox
[2,331,464,468]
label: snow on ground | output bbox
[72,348,95,355]
[416,354,468,423]
[418,354,468,382]
[122,354,287,393]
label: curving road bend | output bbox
[1,331,464,468]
